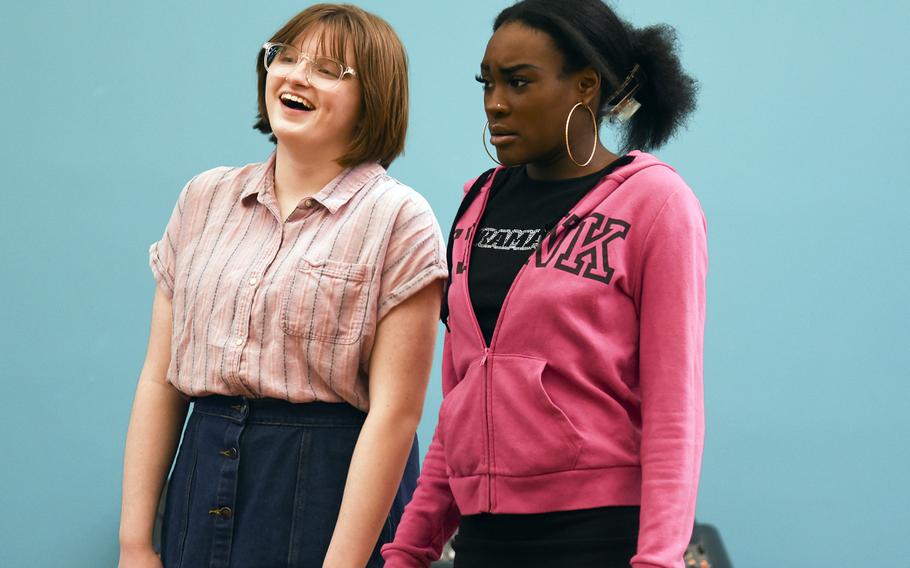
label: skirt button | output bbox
[219,447,238,459]
[208,506,233,519]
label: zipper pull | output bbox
[480,348,490,366]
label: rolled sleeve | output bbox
[148,180,192,299]
[377,194,448,320]
[148,241,175,298]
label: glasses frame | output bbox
[262,42,357,88]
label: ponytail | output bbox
[622,23,698,151]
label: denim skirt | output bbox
[160,395,419,568]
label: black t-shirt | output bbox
[468,156,634,344]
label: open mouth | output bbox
[280,92,315,111]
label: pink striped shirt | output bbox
[149,153,447,409]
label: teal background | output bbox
[1,1,908,566]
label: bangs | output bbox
[273,12,356,65]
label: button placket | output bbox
[226,229,279,391]
[208,398,247,563]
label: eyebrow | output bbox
[480,63,542,74]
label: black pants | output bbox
[453,506,639,568]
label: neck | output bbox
[274,142,347,201]
[525,144,619,181]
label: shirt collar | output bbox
[314,161,387,214]
[241,152,386,215]
[240,152,275,201]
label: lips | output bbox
[489,124,518,146]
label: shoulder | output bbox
[179,165,239,204]
[633,173,706,246]
[617,154,703,221]
[374,173,439,220]
[179,160,266,208]
[624,158,685,196]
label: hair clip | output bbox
[611,94,641,123]
[606,64,642,123]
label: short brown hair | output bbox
[254,4,408,168]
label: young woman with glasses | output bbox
[119,5,447,567]
[383,1,705,567]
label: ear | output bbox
[577,68,601,106]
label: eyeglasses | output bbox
[262,42,357,89]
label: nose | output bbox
[484,90,508,117]
[285,56,311,87]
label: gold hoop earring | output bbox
[482,121,503,165]
[565,102,598,167]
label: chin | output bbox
[271,123,312,145]
[495,147,524,167]
[495,149,527,167]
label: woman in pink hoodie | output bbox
[383,1,706,567]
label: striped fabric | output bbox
[149,152,447,409]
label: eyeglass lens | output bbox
[264,44,346,87]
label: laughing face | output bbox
[264,27,362,162]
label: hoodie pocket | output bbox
[439,361,487,477]
[489,354,583,476]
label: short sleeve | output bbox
[148,179,193,299]
[377,193,448,320]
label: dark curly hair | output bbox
[494,0,698,151]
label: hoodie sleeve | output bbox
[381,335,461,567]
[631,185,708,568]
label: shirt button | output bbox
[303,198,314,209]
[234,338,243,347]
[248,276,258,286]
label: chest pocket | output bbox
[281,257,372,345]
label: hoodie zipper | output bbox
[459,169,621,512]
[460,182,567,512]
[460,208,496,511]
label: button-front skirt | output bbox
[160,395,419,568]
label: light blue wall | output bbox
[1,1,907,566]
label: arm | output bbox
[631,189,708,568]
[322,280,443,568]
[381,334,462,568]
[118,286,190,567]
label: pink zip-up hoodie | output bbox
[383,152,707,568]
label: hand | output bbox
[118,544,163,568]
